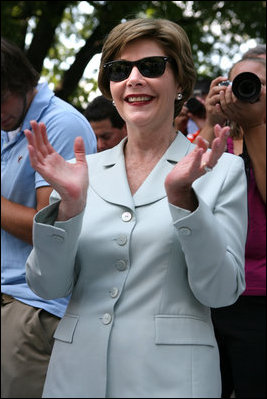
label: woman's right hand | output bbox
[204,76,229,127]
[24,120,89,220]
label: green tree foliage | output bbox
[1,1,266,109]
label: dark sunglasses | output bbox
[103,56,173,82]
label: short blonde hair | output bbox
[98,18,196,118]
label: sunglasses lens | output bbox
[105,57,170,82]
[139,57,166,77]
[108,62,131,82]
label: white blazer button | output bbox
[102,313,112,325]
[116,235,127,246]
[122,211,132,222]
[115,260,127,271]
[178,227,192,236]
[110,287,119,298]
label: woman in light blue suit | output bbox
[25,18,247,398]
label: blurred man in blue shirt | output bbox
[1,37,96,397]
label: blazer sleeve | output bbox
[26,197,84,300]
[169,154,247,308]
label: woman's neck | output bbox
[123,127,177,195]
[124,126,177,161]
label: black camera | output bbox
[218,72,261,103]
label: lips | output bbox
[2,117,11,125]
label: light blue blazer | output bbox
[26,133,247,398]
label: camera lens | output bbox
[232,72,261,103]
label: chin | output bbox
[2,122,19,132]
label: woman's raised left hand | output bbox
[165,124,230,210]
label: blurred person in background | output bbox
[1,37,96,398]
[84,95,127,151]
[184,96,207,142]
[175,79,210,143]
[174,104,190,135]
[187,79,211,137]
[174,96,207,142]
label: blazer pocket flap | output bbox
[53,314,79,343]
[155,315,215,347]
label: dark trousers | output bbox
[211,295,266,398]
[1,294,60,398]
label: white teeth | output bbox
[127,96,152,102]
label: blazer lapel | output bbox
[89,139,135,211]
[133,132,192,206]
[89,133,193,209]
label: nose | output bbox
[97,138,106,152]
[126,66,144,86]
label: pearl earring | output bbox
[112,100,116,106]
[177,93,183,100]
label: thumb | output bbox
[74,136,86,163]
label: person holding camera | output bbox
[201,57,266,398]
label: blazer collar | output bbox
[89,132,192,209]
